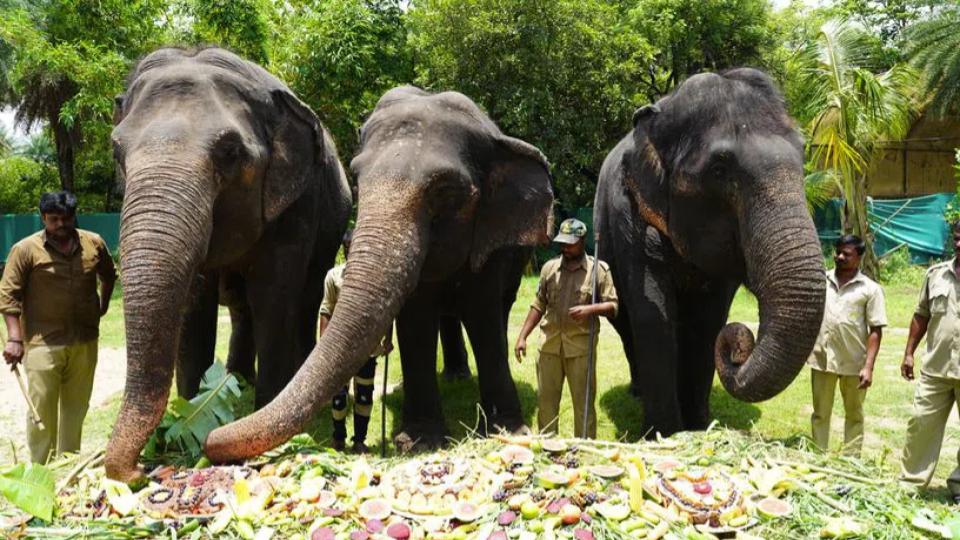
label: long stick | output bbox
[13,363,44,430]
[381,352,389,458]
[582,234,600,439]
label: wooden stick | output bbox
[57,449,105,494]
[12,364,44,430]
[770,459,885,486]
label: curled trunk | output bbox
[714,169,826,402]
[205,188,427,462]
[105,154,215,482]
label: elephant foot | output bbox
[394,426,449,453]
[442,368,471,381]
[488,416,529,436]
[629,384,643,400]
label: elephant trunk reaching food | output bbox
[205,185,426,462]
[105,152,216,483]
[714,166,825,402]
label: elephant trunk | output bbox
[105,152,215,482]
[205,182,427,462]
[714,167,826,402]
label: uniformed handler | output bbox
[900,222,960,500]
[513,218,617,438]
[319,230,392,454]
[0,191,117,463]
[808,234,886,457]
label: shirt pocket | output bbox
[929,284,952,315]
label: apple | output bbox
[560,504,581,526]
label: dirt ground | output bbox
[0,347,127,463]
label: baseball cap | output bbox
[553,218,587,245]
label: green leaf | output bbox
[0,463,56,521]
[946,514,960,540]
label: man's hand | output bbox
[568,305,595,322]
[858,367,873,389]
[514,337,527,363]
[901,355,915,381]
[3,340,23,368]
[384,340,394,355]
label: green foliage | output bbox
[18,132,55,164]
[0,154,58,213]
[803,169,840,215]
[878,244,927,285]
[829,0,940,62]
[143,362,245,463]
[903,5,960,118]
[185,0,270,64]
[0,462,55,521]
[272,0,412,160]
[627,0,774,96]
[410,0,653,208]
[944,149,960,225]
[791,19,918,277]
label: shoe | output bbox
[352,441,370,454]
[331,439,346,452]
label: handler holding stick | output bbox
[514,218,617,438]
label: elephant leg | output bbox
[395,285,448,451]
[676,280,738,430]
[458,255,524,434]
[439,314,470,380]
[611,305,640,398]
[226,301,257,386]
[299,226,341,360]
[176,271,219,399]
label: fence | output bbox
[0,213,120,261]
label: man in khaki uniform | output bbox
[514,218,617,438]
[319,230,392,453]
[808,235,886,457]
[0,192,116,463]
[900,222,960,500]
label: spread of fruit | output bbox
[6,428,958,539]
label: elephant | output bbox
[104,46,352,482]
[205,85,553,461]
[593,68,826,437]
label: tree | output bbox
[270,0,413,159]
[409,0,652,208]
[0,0,167,193]
[627,0,774,97]
[182,0,271,64]
[791,20,917,277]
[0,125,12,157]
[18,132,55,165]
[902,4,960,117]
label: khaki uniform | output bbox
[531,255,617,438]
[320,264,389,444]
[808,270,886,456]
[0,230,116,463]
[901,260,960,494]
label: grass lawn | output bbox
[10,265,960,501]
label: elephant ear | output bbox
[262,89,324,222]
[627,104,669,237]
[470,136,554,271]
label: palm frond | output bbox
[804,169,840,214]
[903,9,960,117]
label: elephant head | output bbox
[205,86,553,462]
[105,47,349,482]
[615,68,825,402]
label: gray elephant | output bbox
[104,47,351,483]
[594,69,826,437]
[205,86,553,461]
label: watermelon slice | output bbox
[359,498,392,521]
[757,497,792,519]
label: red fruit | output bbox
[488,532,508,540]
[312,527,335,540]
[324,508,344,517]
[581,513,592,524]
[366,519,384,533]
[574,529,595,540]
[189,472,205,486]
[498,511,517,526]
[351,532,370,540]
[386,522,411,539]
[693,482,712,495]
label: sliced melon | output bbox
[595,502,631,521]
[317,490,337,508]
[756,497,792,519]
[499,444,535,465]
[589,465,624,479]
[452,501,481,522]
[537,471,571,489]
[359,498,392,521]
[541,439,568,453]
[652,459,681,476]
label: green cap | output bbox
[553,218,587,245]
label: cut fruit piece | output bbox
[359,498,392,521]
[756,497,792,519]
[652,459,681,475]
[595,502,631,521]
[499,445,535,465]
[317,490,337,508]
[589,465,624,479]
[537,471,571,489]
[541,440,568,453]
[386,522,411,539]
[452,501,482,522]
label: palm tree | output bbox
[903,6,960,117]
[0,124,12,157]
[790,19,917,277]
[17,131,55,165]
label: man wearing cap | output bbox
[514,218,617,438]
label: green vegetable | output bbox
[0,462,55,521]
